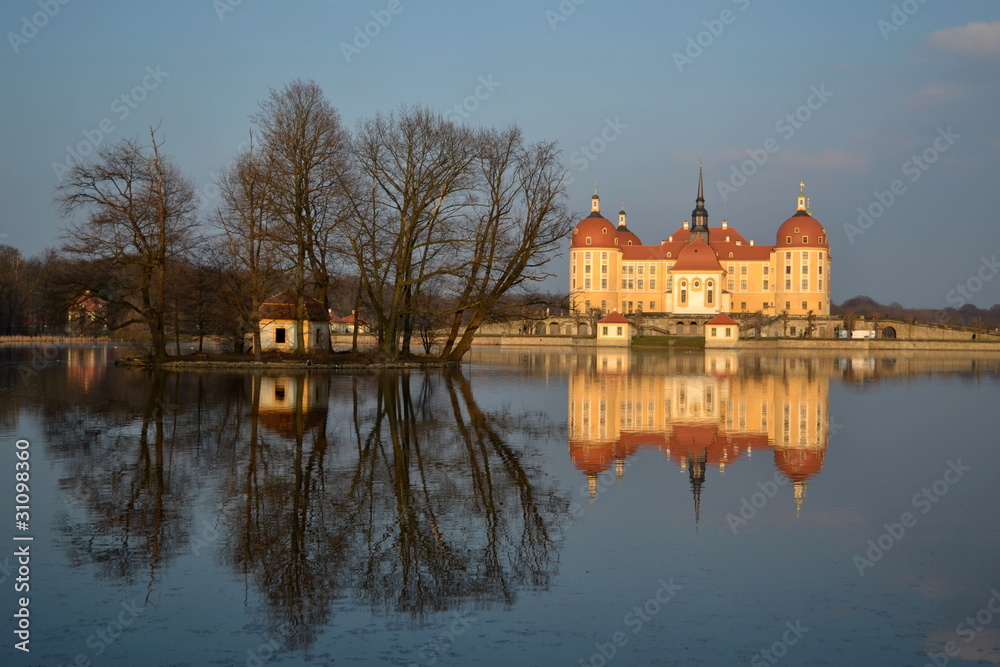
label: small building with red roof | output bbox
[704,313,740,347]
[259,289,330,351]
[596,311,632,345]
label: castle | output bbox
[568,169,831,320]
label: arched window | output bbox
[802,236,808,244]
[786,236,792,244]
[680,281,688,304]
[667,252,672,258]
[603,227,608,234]
[615,238,619,245]
[706,281,714,305]
[729,252,734,258]
[818,236,823,244]
[628,240,633,245]
[586,236,592,245]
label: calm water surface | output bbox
[1,344,998,666]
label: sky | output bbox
[2,0,999,309]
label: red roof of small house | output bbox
[260,290,328,322]
[706,313,738,326]
[598,311,630,324]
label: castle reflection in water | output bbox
[568,351,827,517]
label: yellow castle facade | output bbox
[569,170,831,318]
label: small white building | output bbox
[596,311,632,346]
[704,313,740,347]
[259,290,330,351]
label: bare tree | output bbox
[341,106,478,360]
[253,79,349,353]
[440,128,572,361]
[215,137,283,360]
[55,128,199,362]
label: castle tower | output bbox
[690,165,710,244]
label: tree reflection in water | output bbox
[45,366,567,649]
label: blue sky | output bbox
[2,0,999,308]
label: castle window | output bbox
[649,265,656,274]
[794,227,800,234]
[741,279,748,290]
[628,240,633,245]
[818,266,823,274]
[601,264,607,273]
[693,280,700,288]
[638,279,644,290]
[763,280,769,291]
[603,227,608,234]
[601,300,607,311]
[586,237,592,245]
[637,265,644,274]
[729,252,734,258]
[601,278,607,289]
[819,280,823,291]
[667,252,672,258]
[786,236,792,244]
[615,238,619,245]
[785,266,791,274]
[650,279,656,290]
[741,302,747,310]
[785,279,791,290]
[572,278,576,289]
[585,264,591,273]
[275,327,287,344]
[802,236,808,244]
[785,252,791,260]
[728,279,734,290]
[602,252,608,259]
[650,301,656,310]
[706,281,714,304]
[785,301,790,310]
[584,278,591,289]
[710,327,717,337]
[819,236,823,244]
[801,301,807,310]
[763,266,769,275]
[802,265,808,274]
[740,265,747,275]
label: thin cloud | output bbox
[928,21,1000,58]
[773,149,871,173]
[904,83,968,108]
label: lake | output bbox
[1,344,998,666]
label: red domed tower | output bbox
[773,183,831,316]
[569,189,623,314]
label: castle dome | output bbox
[776,211,828,249]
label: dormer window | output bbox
[794,227,800,234]
[802,236,808,244]
[729,252,734,258]
[586,237,592,245]
[627,240,633,245]
[603,227,608,234]
[786,236,792,244]
[666,252,672,258]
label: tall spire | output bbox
[690,164,709,243]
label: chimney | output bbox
[683,220,689,230]
[749,240,754,246]
[722,220,728,230]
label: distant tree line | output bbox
[832,295,1000,332]
[3,79,575,362]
